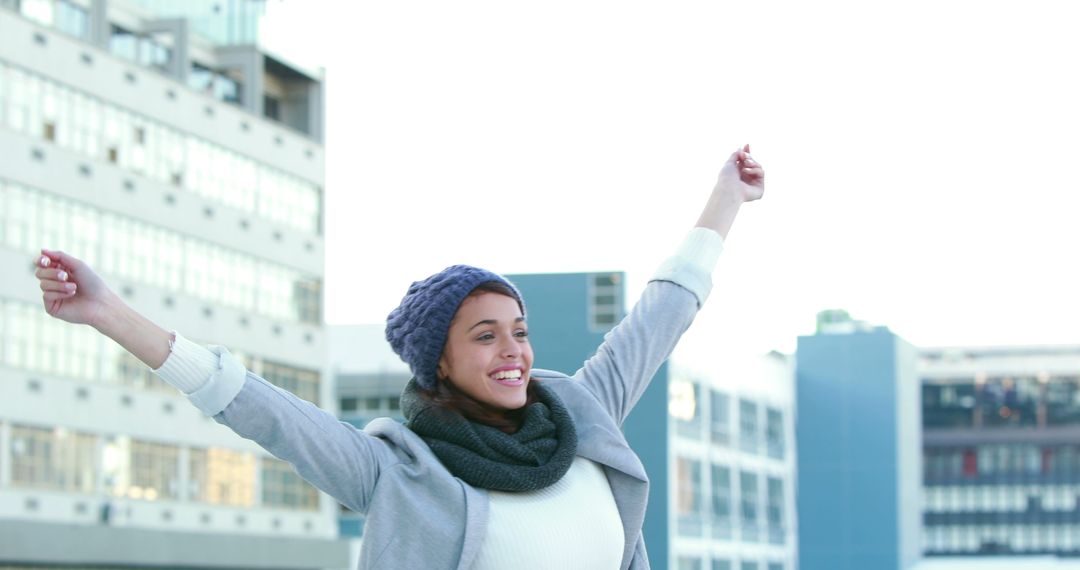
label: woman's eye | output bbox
[476,333,495,341]
[515,330,529,338]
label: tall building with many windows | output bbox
[0,1,347,567]
[921,345,1080,557]
[669,353,797,570]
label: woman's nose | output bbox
[501,338,521,358]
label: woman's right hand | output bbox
[34,249,119,328]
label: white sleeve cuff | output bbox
[649,227,724,306]
[153,333,219,394]
[153,332,247,416]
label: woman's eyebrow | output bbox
[468,317,526,331]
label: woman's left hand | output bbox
[716,144,765,203]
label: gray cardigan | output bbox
[179,235,719,570]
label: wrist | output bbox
[90,292,132,337]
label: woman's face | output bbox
[438,291,533,411]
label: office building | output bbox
[0,1,346,567]
[921,344,1080,556]
[796,324,922,570]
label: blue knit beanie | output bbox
[385,265,525,390]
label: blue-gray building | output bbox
[796,324,922,570]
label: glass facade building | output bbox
[921,345,1080,556]
[0,2,345,568]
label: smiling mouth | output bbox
[491,368,524,386]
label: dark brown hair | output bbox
[418,281,538,434]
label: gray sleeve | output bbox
[571,228,722,425]
[174,346,400,514]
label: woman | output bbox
[34,145,764,569]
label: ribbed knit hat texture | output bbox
[385,265,524,390]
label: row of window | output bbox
[925,523,1080,555]
[0,60,321,233]
[671,381,786,459]
[17,0,90,41]
[925,483,1080,514]
[4,423,318,510]
[1,180,322,324]
[677,559,784,570]
[0,298,321,401]
[339,395,401,416]
[923,375,1080,429]
[587,273,623,331]
[925,444,1080,482]
[676,457,787,545]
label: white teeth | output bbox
[492,369,522,380]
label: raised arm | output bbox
[574,145,764,424]
[35,249,172,368]
[32,250,400,513]
[696,143,764,238]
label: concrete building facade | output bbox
[0,1,347,567]
[796,326,922,570]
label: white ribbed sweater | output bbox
[471,456,624,569]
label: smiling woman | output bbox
[32,145,764,569]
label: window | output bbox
[109,25,139,61]
[0,178,319,324]
[294,278,322,325]
[677,457,704,536]
[740,471,759,542]
[189,447,256,507]
[262,457,319,510]
[113,347,171,393]
[55,0,90,39]
[0,61,322,234]
[767,476,785,544]
[1046,376,1080,426]
[740,399,758,453]
[264,94,281,121]
[766,407,784,459]
[711,464,732,539]
[138,34,171,73]
[340,397,358,413]
[674,381,703,439]
[980,376,1039,428]
[678,558,703,570]
[215,72,243,105]
[588,273,622,331]
[712,561,732,570]
[922,381,977,428]
[710,390,730,446]
[129,440,180,500]
[262,360,321,405]
[10,425,97,492]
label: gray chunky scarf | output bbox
[400,379,578,492]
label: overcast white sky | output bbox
[261,1,1080,361]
